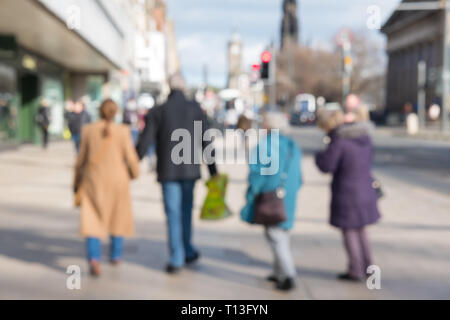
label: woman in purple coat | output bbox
[315,110,381,281]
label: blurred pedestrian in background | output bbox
[315,109,381,282]
[73,99,140,277]
[136,72,218,274]
[237,114,252,132]
[237,114,252,159]
[137,102,156,172]
[36,98,51,149]
[0,98,10,134]
[241,112,302,291]
[344,94,361,124]
[64,100,75,125]
[123,98,139,144]
[225,107,239,129]
[67,100,91,153]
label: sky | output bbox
[165,0,402,88]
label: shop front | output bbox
[0,41,65,145]
[0,0,129,146]
[0,62,18,144]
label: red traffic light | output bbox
[252,64,261,71]
[261,51,272,63]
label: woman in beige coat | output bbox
[74,99,139,276]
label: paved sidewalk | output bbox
[0,140,449,299]
[376,126,450,143]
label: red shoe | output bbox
[89,260,102,277]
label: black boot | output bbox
[166,264,181,274]
[337,273,364,282]
[276,278,296,291]
[185,251,200,265]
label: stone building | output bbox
[133,0,180,100]
[278,0,301,108]
[0,0,179,144]
[227,32,243,90]
[281,0,299,48]
[382,0,443,116]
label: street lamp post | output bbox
[342,41,352,111]
[418,60,427,129]
[442,0,450,131]
[335,28,353,111]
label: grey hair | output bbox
[262,111,289,132]
[169,72,186,91]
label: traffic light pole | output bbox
[341,41,352,111]
[269,45,277,107]
[288,43,295,109]
[260,49,275,107]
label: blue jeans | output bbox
[72,133,81,153]
[162,180,197,267]
[131,128,139,144]
[147,144,156,157]
[86,236,124,261]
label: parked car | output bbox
[290,94,316,126]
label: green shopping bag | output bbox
[200,174,232,220]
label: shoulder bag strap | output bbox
[279,141,294,190]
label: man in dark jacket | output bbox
[67,100,91,153]
[136,73,218,274]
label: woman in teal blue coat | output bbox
[241,112,302,291]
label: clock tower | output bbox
[227,32,242,89]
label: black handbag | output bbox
[372,178,384,199]
[253,142,293,225]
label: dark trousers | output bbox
[342,228,373,278]
[72,133,81,153]
[41,128,49,149]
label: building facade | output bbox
[278,0,301,108]
[227,32,243,90]
[382,0,443,117]
[134,0,180,101]
[0,0,179,145]
[281,0,299,49]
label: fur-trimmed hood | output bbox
[336,122,374,139]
